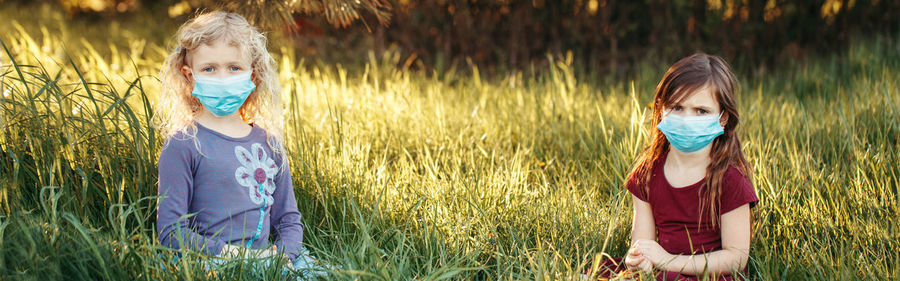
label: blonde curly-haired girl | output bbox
[154,11,324,278]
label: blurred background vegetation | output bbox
[0,1,898,280]
[3,0,898,75]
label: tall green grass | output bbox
[1,6,899,281]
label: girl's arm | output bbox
[268,157,305,261]
[625,195,656,271]
[637,204,752,275]
[156,139,227,256]
[631,195,657,242]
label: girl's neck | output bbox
[194,110,252,138]
[666,144,712,169]
[196,111,243,124]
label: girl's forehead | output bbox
[188,39,249,65]
[671,85,718,107]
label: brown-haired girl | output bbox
[620,53,759,280]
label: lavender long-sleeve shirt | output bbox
[156,122,304,261]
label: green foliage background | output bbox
[0,2,899,281]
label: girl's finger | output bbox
[627,245,641,254]
[640,259,653,272]
[625,255,643,266]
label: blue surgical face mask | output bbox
[191,71,256,117]
[656,111,724,153]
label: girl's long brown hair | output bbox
[627,53,751,228]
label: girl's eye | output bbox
[230,66,241,71]
[698,109,709,115]
[202,67,214,72]
[673,106,683,111]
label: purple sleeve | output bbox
[269,153,305,261]
[156,137,226,256]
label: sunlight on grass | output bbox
[0,5,898,280]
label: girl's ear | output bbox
[180,65,195,100]
[180,65,193,83]
[720,111,729,126]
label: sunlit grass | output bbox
[1,5,899,280]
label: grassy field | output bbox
[1,5,899,281]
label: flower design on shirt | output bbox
[234,143,277,205]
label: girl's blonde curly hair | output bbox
[155,11,286,161]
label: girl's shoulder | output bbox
[253,124,275,139]
[625,157,665,201]
[720,165,758,212]
[723,166,752,188]
[161,126,202,153]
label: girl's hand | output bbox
[634,240,671,268]
[625,243,652,273]
[220,244,277,259]
[271,245,294,270]
[257,245,278,258]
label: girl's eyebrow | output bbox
[195,62,216,68]
[196,61,246,67]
